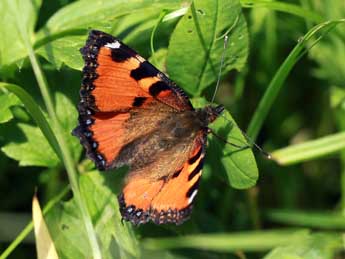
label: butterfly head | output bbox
[202,104,224,124]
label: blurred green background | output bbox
[0,0,345,258]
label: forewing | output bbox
[74,30,194,169]
[79,30,193,112]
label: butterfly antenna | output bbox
[211,35,229,103]
[240,129,272,159]
[208,128,248,150]
[219,114,272,159]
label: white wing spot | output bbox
[188,190,198,204]
[105,41,121,49]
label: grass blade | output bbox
[142,229,305,252]
[247,19,345,141]
[271,131,345,165]
[266,210,345,229]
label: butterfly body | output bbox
[73,30,224,225]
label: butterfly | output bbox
[73,30,224,225]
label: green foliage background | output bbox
[0,0,344,258]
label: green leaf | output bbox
[148,48,168,71]
[1,123,60,167]
[46,172,138,259]
[167,0,248,95]
[266,209,345,229]
[271,131,345,165]
[142,229,304,252]
[36,35,86,70]
[35,2,184,70]
[39,0,188,35]
[45,199,91,258]
[264,232,342,259]
[79,172,138,258]
[0,0,42,70]
[0,91,21,124]
[0,83,62,163]
[193,98,258,189]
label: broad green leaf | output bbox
[0,0,42,70]
[193,98,258,189]
[39,0,188,35]
[0,84,81,167]
[36,3,182,70]
[45,199,91,259]
[36,35,86,70]
[142,229,304,252]
[0,92,21,124]
[167,0,248,95]
[264,232,342,259]
[0,83,62,162]
[266,209,345,229]
[149,48,168,71]
[46,172,138,259]
[271,131,345,165]
[32,195,59,259]
[1,123,59,167]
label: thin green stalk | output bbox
[150,10,168,58]
[9,2,101,258]
[247,20,345,141]
[0,186,70,259]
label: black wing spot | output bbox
[172,168,183,178]
[130,61,157,80]
[111,48,132,62]
[149,81,170,96]
[188,159,204,181]
[186,178,200,198]
[132,97,147,107]
[188,148,202,164]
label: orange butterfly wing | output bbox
[73,30,192,169]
